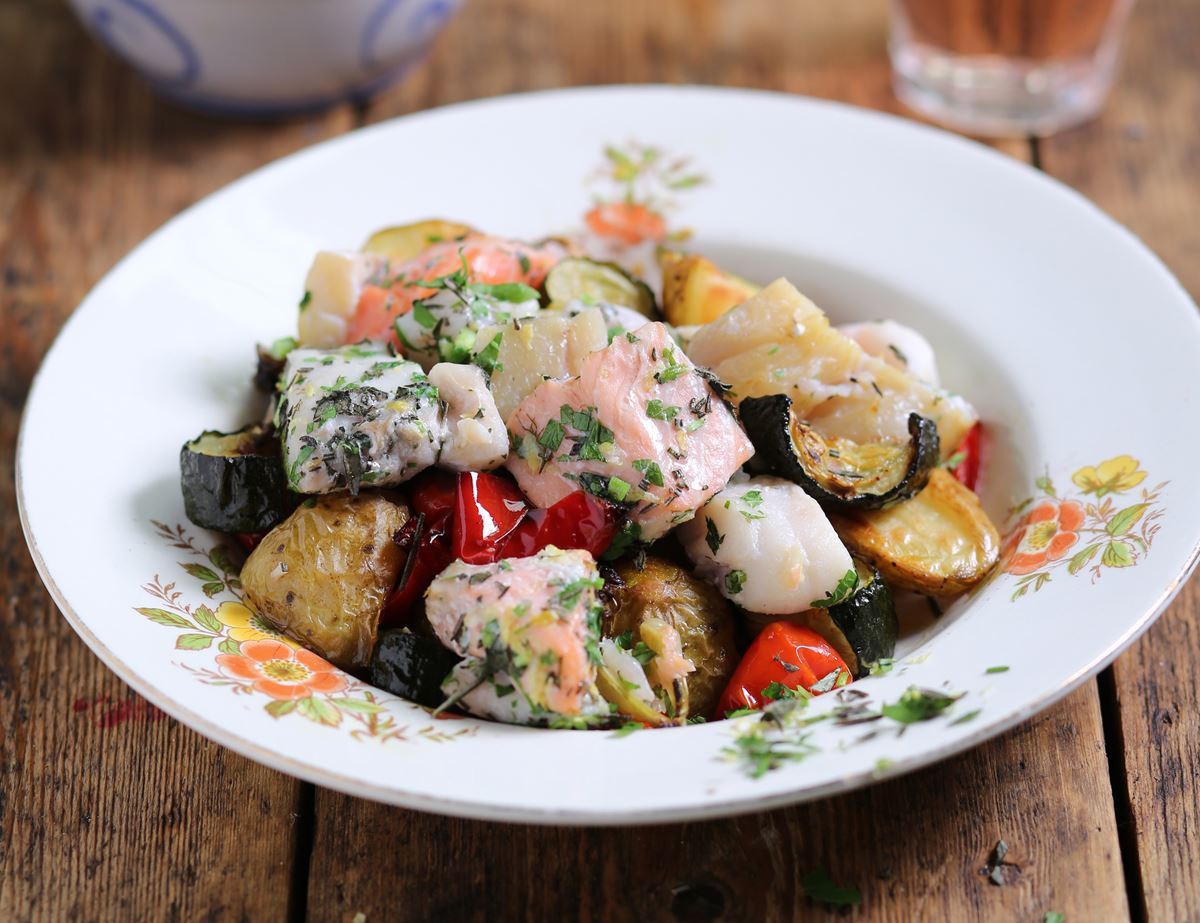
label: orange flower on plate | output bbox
[584,202,667,245]
[216,639,346,701]
[1002,500,1085,575]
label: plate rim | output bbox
[16,84,1200,824]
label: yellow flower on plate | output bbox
[1071,455,1147,497]
[214,601,298,647]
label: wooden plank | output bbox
[307,688,1122,922]
[308,2,1128,921]
[0,2,353,920]
[1038,1,1200,919]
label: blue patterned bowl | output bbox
[67,0,463,117]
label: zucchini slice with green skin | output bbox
[795,559,897,678]
[180,424,296,533]
[370,630,463,709]
[740,393,939,510]
[544,257,658,318]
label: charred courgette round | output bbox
[370,630,464,709]
[544,257,658,318]
[180,424,295,533]
[740,393,939,510]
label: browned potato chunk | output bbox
[660,251,759,326]
[603,556,738,718]
[241,493,409,670]
[829,469,999,594]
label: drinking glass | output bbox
[889,0,1137,136]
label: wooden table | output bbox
[1,1,1196,920]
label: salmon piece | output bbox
[343,235,563,346]
[506,322,754,541]
[686,279,977,457]
[426,547,607,725]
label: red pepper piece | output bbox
[717,622,852,716]
[951,422,983,493]
[381,513,454,627]
[499,490,618,559]
[410,469,458,522]
[381,469,458,626]
[234,532,265,554]
[453,471,528,565]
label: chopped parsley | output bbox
[740,490,764,508]
[645,399,680,421]
[724,569,747,595]
[632,458,664,487]
[881,686,963,724]
[867,658,895,676]
[299,290,312,310]
[412,300,438,330]
[985,665,1010,674]
[801,868,861,908]
[810,568,859,608]
[537,418,565,454]
[762,681,810,702]
[556,576,603,609]
[654,347,688,383]
[705,517,724,554]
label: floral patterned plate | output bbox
[17,87,1200,824]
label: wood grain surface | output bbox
[1038,2,1200,919]
[0,3,352,920]
[0,0,1192,921]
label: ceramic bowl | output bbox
[18,87,1200,823]
[67,0,463,116]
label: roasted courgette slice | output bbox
[792,559,897,678]
[829,469,1000,595]
[740,393,939,510]
[370,630,464,709]
[659,251,759,326]
[362,219,473,261]
[544,257,658,318]
[180,424,296,533]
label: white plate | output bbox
[18,87,1200,824]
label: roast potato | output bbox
[603,556,738,717]
[241,493,409,670]
[660,251,759,327]
[829,469,999,594]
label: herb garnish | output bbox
[810,568,859,608]
[724,569,746,594]
[867,658,895,676]
[801,867,861,908]
[632,458,664,487]
[705,517,724,554]
[880,686,963,724]
[646,399,680,421]
[985,665,1009,674]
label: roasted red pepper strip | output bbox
[234,532,265,554]
[380,514,454,627]
[381,470,458,626]
[951,422,983,493]
[499,490,618,560]
[453,471,528,564]
[717,622,852,715]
